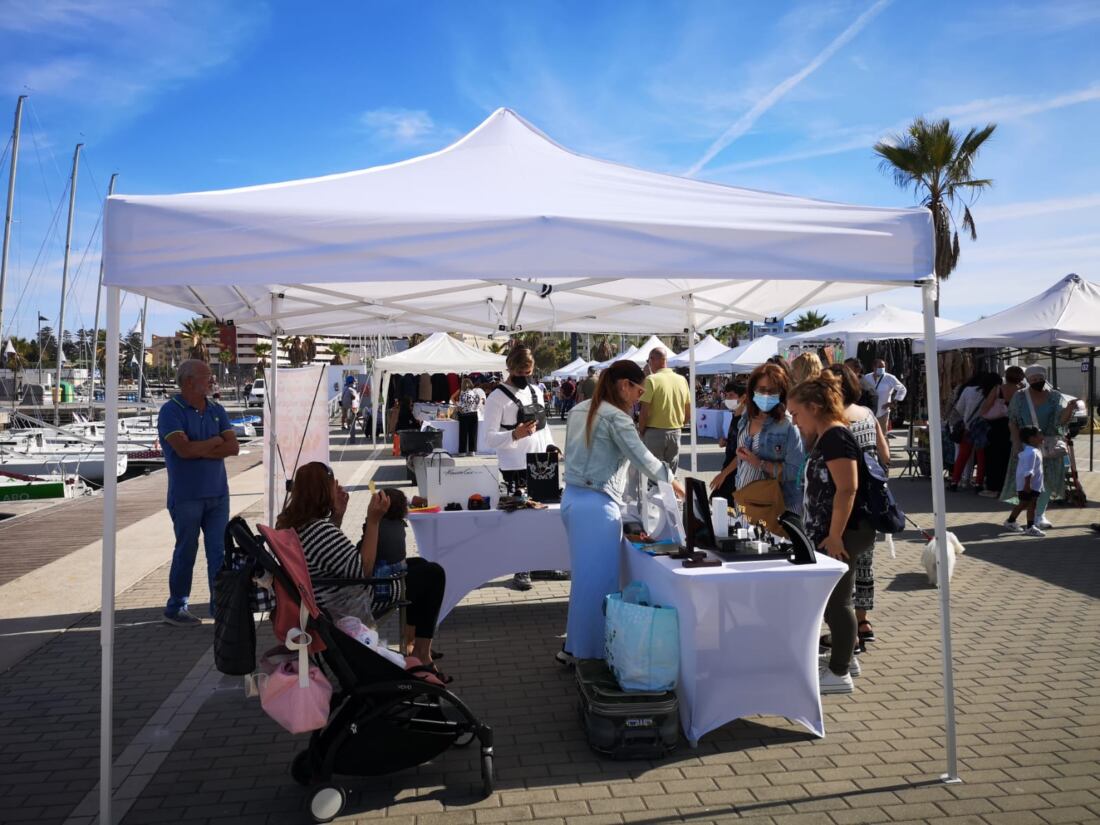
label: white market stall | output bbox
[621,335,675,365]
[550,357,595,379]
[99,107,957,821]
[786,303,962,356]
[695,334,784,375]
[595,344,638,370]
[669,334,731,368]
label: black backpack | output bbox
[212,520,258,675]
[856,451,905,534]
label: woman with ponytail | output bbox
[559,360,685,663]
[787,371,874,695]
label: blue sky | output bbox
[1,0,1098,340]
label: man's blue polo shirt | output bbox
[158,394,234,505]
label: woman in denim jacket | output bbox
[709,363,804,514]
[560,360,685,661]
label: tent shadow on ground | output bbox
[963,535,1100,600]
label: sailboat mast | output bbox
[89,172,118,419]
[137,297,148,402]
[0,95,26,350]
[54,143,82,425]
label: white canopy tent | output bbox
[935,274,1100,350]
[551,357,595,379]
[786,304,963,352]
[368,332,505,435]
[98,108,958,822]
[695,334,783,375]
[622,335,675,365]
[669,335,731,367]
[595,345,638,370]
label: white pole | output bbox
[266,296,279,525]
[0,95,26,349]
[55,143,82,425]
[687,295,698,473]
[89,173,118,419]
[921,279,961,784]
[100,285,121,825]
[137,297,148,402]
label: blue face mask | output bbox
[874,367,885,378]
[754,393,780,412]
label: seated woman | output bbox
[276,463,448,678]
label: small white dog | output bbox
[921,531,966,586]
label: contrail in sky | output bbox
[685,0,894,178]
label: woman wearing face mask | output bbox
[483,344,557,591]
[999,364,1078,529]
[713,381,746,502]
[709,363,804,515]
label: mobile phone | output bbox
[368,479,376,494]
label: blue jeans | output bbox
[561,485,622,659]
[166,495,229,616]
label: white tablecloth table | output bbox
[420,417,490,455]
[621,543,847,745]
[409,506,569,620]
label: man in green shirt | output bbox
[577,366,598,402]
[638,348,691,475]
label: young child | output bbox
[1004,426,1045,537]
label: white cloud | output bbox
[359,108,440,146]
[684,0,893,177]
[980,193,1100,223]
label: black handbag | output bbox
[497,385,547,432]
[212,562,257,676]
[526,450,561,503]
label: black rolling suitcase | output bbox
[575,659,679,759]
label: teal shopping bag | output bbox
[604,581,680,692]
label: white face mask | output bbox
[723,398,738,411]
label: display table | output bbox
[420,417,490,455]
[621,543,847,745]
[694,408,733,440]
[409,506,569,620]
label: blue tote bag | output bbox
[604,581,680,692]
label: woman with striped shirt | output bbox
[276,462,447,676]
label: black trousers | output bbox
[405,558,445,639]
[983,418,1012,494]
[457,412,479,454]
[824,523,876,675]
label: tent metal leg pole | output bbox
[100,285,121,825]
[1050,347,1057,387]
[266,297,279,526]
[1090,348,1095,473]
[687,295,698,474]
[922,281,961,784]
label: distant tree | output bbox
[253,342,271,369]
[181,318,218,361]
[874,117,996,315]
[792,311,831,332]
[592,336,616,362]
[711,322,751,348]
[217,349,233,381]
[328,342,350,365]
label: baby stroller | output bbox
[227,519,494,822]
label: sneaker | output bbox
[1002,520,1024,534]
[818,652,860,677]
[163,608,202,627]
[511,572,533,591]
[1024,526,1046,538]
[555,646,575,667]
[978,490,998,498]
[1037,516,1054,529]
[818,666,854,694]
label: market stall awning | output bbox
[669,335,731,367]
[371,331,505,375]
[696,335,783,375]
[104,109,934,335]
[786,304,962,352]
[935,274,1100,350]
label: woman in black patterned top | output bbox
[787,372,874,695]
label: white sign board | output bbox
[263,365,330,514]
[425,464,501,508]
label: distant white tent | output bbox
[695,335,783,375]
[786,304,962,352]
[935,274,1100,350]
[624,335,675,365]
[550,357,595,379]
[596,344,638,370]
[669,335,730,367]
[370,332,505,434]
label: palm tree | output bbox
[328,342,350,365]
[874,117,996,315]
[217,349,233,383]
[181,318,219,361]
[253,342,271,370]
[792,310,831,332]
[711,322,751,348]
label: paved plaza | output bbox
[1,424,1098,825]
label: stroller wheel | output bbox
[290,750,312,786]
[309,785,346,823]
[454,729,476,748]
[480,751,494,797]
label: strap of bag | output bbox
[284,602,312,688]
[1024,389,1042,430]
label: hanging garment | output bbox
[418,373,432,402]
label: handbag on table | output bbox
[733,465,786,537]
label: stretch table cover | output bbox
[622,543,847,744]
[409,507,569,619]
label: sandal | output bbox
[425,665,454,684]
[858,621,876,643]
